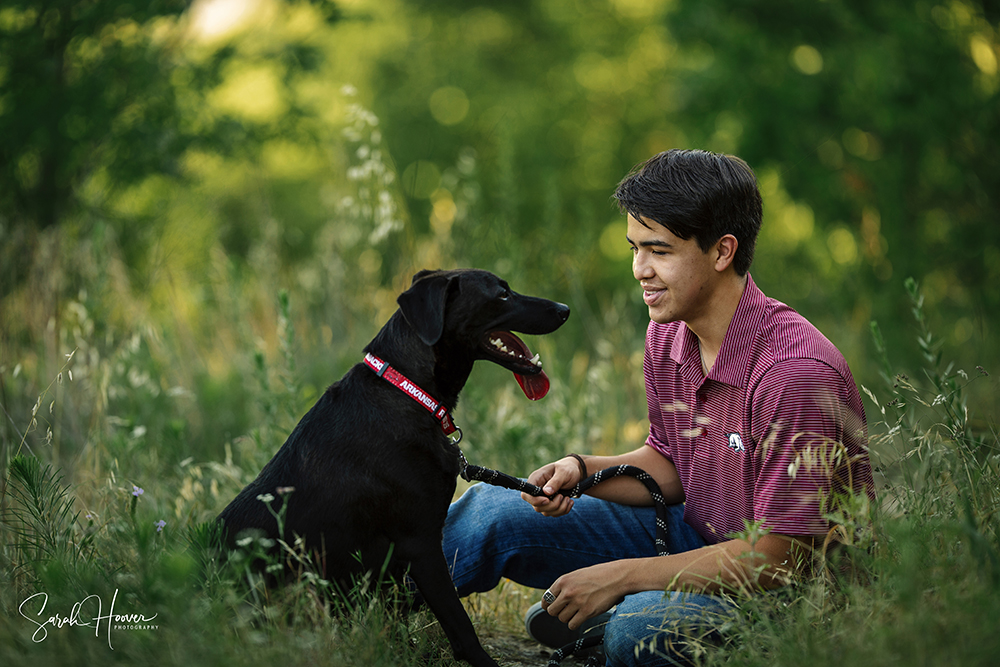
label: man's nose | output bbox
[633,252,653,281]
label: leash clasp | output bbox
[457,447,471,481]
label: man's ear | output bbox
[714,235,738,272]
[397,270,457,346]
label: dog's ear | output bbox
[397,271,457,346]
[409,269,440,285]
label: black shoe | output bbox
[524,600,611,649]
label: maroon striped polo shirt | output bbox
[644,275,874,544]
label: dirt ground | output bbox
[456,582,599,667]
[482,632,556,667]
[479,630,597,667]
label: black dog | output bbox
[218,269,570,667]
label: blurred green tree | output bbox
[0,0,189,233]
[0,0,342,296]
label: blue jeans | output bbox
[443,483,737,667]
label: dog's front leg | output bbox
[404,544,499,667]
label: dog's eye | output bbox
[498,289,510,301]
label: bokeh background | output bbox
[2,0,998,507]
[2,3,1000,666]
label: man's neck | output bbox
[688,274,748,376]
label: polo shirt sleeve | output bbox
[750,358,864,537]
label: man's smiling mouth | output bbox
[642,286,665,305]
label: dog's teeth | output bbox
[488,337,542,366]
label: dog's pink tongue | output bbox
[515,370,550,400]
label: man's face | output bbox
[627,213,718,325]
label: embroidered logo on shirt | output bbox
[725,432,746,454]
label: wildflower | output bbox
[155,520,166,532]
[132,485,144,497]
[276,486,296,496]
[256,493,275,504]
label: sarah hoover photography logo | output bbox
[18,588,159,650]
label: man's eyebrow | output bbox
[626,235,673,249]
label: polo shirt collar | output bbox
[668,274,766,388]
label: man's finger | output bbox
[540,496,573,517]
[542,467,574,495]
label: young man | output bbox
[443,149,874,667]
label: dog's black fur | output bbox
[218,269,569,667]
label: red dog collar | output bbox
[363,353,461,441]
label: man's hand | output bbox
[541,561,629,630]
[520,457,582,517]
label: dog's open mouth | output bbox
[482,332,550,400]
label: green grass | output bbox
[2,218,998,667]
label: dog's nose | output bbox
[554,302,570,322]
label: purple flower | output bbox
[132,485,144,497]
[155,520,166,532]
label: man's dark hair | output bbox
[613,149,763,276]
